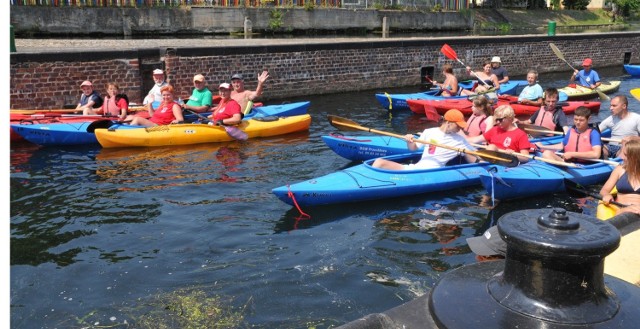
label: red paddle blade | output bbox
[441,44,458,61]
[424,105,440,122]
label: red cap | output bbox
[582,58,592,66]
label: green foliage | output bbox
[304,0,316,11]
[432,4,443,12]
[562,0,590,10]
[269,8,284,30]
[133,289,245,329]
[613,0,640,17]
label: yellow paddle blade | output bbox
[631,88,640,102]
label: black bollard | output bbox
[428,208,640,328]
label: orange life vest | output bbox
[564,127,594,153]
[464,114,487,137]
[533,108,557,131]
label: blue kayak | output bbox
[375,80,527,111]
[478,158,621,201]
[624,64,640,77]
[323,133,564,162]
[12,101,311,146]
[272,153,491,206]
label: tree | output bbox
[612,0,640,17]
[562,0,590,9]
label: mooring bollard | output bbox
[337,207,640,328]
[428,208,640,328]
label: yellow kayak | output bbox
[95,114,311,148]
[597,201,640,286]
[557,81,621,100]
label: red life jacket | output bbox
[464,114,487,137]
[533,108,557,131]
[564,127,594,153]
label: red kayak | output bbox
[407,96,600,118]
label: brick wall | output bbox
[10,33,640,110]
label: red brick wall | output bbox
[10,34,640,110]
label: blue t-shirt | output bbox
[575,70,600,87]
[518,84,543,102]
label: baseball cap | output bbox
[193,74,205,82]
[80,80,92,87]
[491,56,501,63]
[218,83,231,89]
[231,73,243,80]
[443,109,467,128]
[153,69,164,75]
[582,58,593,66]
[466,226,507,256]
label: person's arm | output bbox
[117,98,128,120]
[570,70,579,83]
[592,71,601,88]
[467,133,487,145]
[171,104,184,123]
[491,74,500,90]
[536,142,563,151]
[499,68,509,84]
[600,166,624,204]
[484,116,495,133]
[248,70,269,102]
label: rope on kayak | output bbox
[286,184,310,220]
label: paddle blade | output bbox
[632,88,640,102]
[440,44,458,61]
[224,125,248,141]
[518,123,562,137]
[595,88,610,101]
[549,43,565,61]
[424,105,440,122]
[476,149,520,167]
[327,115,364,132]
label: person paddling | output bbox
[570,58,601,89]
[598,95,640,158]
[461,60,500,96]
[461,96,494,137]
[208,83,243,126]
[372,109,478,170]
[467,105,531,163]
[433,64,459,97]
[517,69,543,107]
[516,87,568,135]
[534,106,602,163]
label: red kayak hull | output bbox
[407,97,600,118]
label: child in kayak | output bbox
[534,106,602,163]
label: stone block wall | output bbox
[10,33,640,110]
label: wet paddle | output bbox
[327,115,520,167]
[563,179,627,208]
[440,44,494,90]
[86,119,132,133]
[470,143,580,168]
[631,88,640,102]
[549,43,609,101]
[185,109,248,141]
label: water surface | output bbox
[10,68,639,328]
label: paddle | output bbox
[470,143,580,168]
[86,119,132,133]
[631,88,640,102]
[441,44,493,90]
[327,115,520,167]
[553,152,620,166]
[563,179,627,208]
[185,109,248,141]
[519,123,621,143]
[549,43,609,101]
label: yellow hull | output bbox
[95,114,311,148]
[558,80,620,100]
[597,201,640,286]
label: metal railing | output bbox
[10,0,342,8]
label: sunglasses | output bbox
[495,117,506,123]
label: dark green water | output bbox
[9,68,639,328]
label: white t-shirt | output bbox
[404,127,475,170]
[599,112,640,144]
[143,82,168,105]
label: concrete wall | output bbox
[10,32,640,110]
[10,7,472,36]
